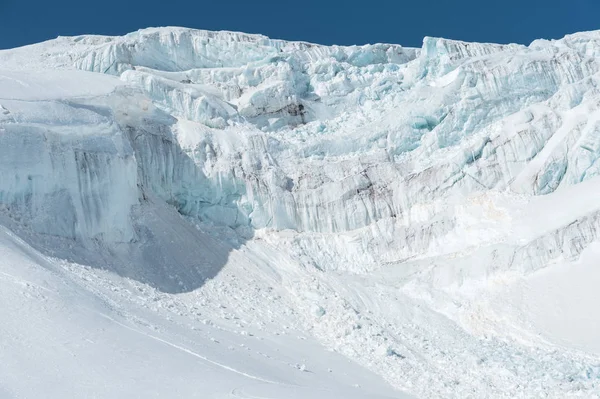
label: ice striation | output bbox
[2,27,600,397]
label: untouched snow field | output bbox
[1,27,600,398]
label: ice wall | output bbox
[2,28,600,271]
[0,105,137,241]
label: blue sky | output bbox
[1,0,598,49]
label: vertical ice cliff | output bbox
[3,27,600,397]
[3,27,600,261]
[0,71,138,242]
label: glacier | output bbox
[1,26,600,398]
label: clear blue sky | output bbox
[1,0,598,49]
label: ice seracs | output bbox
[1,27,600,398]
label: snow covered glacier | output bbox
[2,27,600,398]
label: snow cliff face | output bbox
[3,27,600,397]
[0,71,138,242]
[3,28,600,259]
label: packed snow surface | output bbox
[1,27,600,398]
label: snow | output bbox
[0,222,403,399]
[1,26,600,398]
[485,242,600,354]
[0,69,124,100]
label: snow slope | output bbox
[0,218,405,399]
[1,27,600,397]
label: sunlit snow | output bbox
[1,27,600,398]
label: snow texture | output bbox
[1,27,600,398]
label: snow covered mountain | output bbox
[1,27,600,398]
